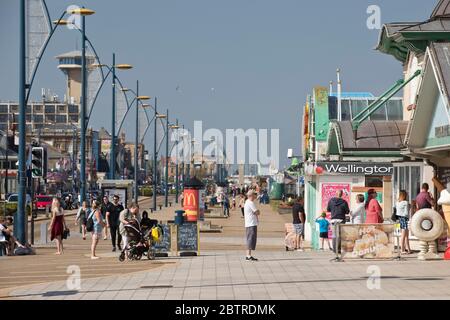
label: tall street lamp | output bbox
[73,6,95,205]
[169,121,180,204]
[153,108,166,210]
[164,109,169,207]
[120,84,151,204]
[92,56,132,180]
[16,4,95,243]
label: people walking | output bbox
[350,194,366,224]
[239,194,246,218]
[119,203,141,255]
[107,195,125,252]
[49,198,67,255]
[244,190,260,261]
[292,197,306,251]
[415,183,435,210]
[326,190,350,254]
[75,201,89,240]
[223,196,230,217]
[100,196,112,240]
[90,200,106,260]
[365,189,383,223]
[315,212,331,251]
[396,190,412,254]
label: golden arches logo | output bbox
[184,193,197,207]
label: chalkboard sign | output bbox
[152,224,171,253]
[177,222,198,252]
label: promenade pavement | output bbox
[3,197,450,300]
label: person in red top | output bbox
[415,183,435,210]
[365,189,383,223]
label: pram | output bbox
[118,218,161,261]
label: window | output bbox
[0,105,8,113]
[351,99,368,119]
[33,115,43,123]
[26,114,32,122]
[57,105,66,113]
[328,96,337,120]
[341,100,351,120]
[68,105,79,114]
[393,165,422,202]
[45,115,55,123]
[11,105,18,113]
[0,114,8,123]
[371,105,388,120]
[33,105,43,113]
[386,100,403,120]
[26,105,31,114]
[56,115,67,123]
[45,105,55,114]
[69,115,79,123]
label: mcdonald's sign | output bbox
[183,189,199,217]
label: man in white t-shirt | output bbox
[244,190,260,261]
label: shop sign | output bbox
[340,224,396,259]
[316,162,394,176]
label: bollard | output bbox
[40,222,48,244]
[159,205,162,210]
[169,202,172,207]
[150,208,154,213]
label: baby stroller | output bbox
[118,216,162,262]
[119,218,153,261]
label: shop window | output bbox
[365,176,383,188]
[0,105,8,113]
[393,165,422,201]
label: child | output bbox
[315,212,331,251]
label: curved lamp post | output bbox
[91,57,133,180]
[17,3,94,243]
[119,84,151,203]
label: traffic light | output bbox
[31,147,44,178]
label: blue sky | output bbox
[0,0,434,169]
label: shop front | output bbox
[304,161,395,248]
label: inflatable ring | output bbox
[410,209,444,242]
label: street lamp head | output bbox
[115,64,133,70]
[67,8,96,16]
[53,19,70,25]
[90,63,106,68]
[141,104,152,108]
[169,125,180,129]
[156,114,167,119]
[121,88,130,92]
[137,96,151,101]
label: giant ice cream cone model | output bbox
[434,177,450,260]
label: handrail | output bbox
[351,70,421,131]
